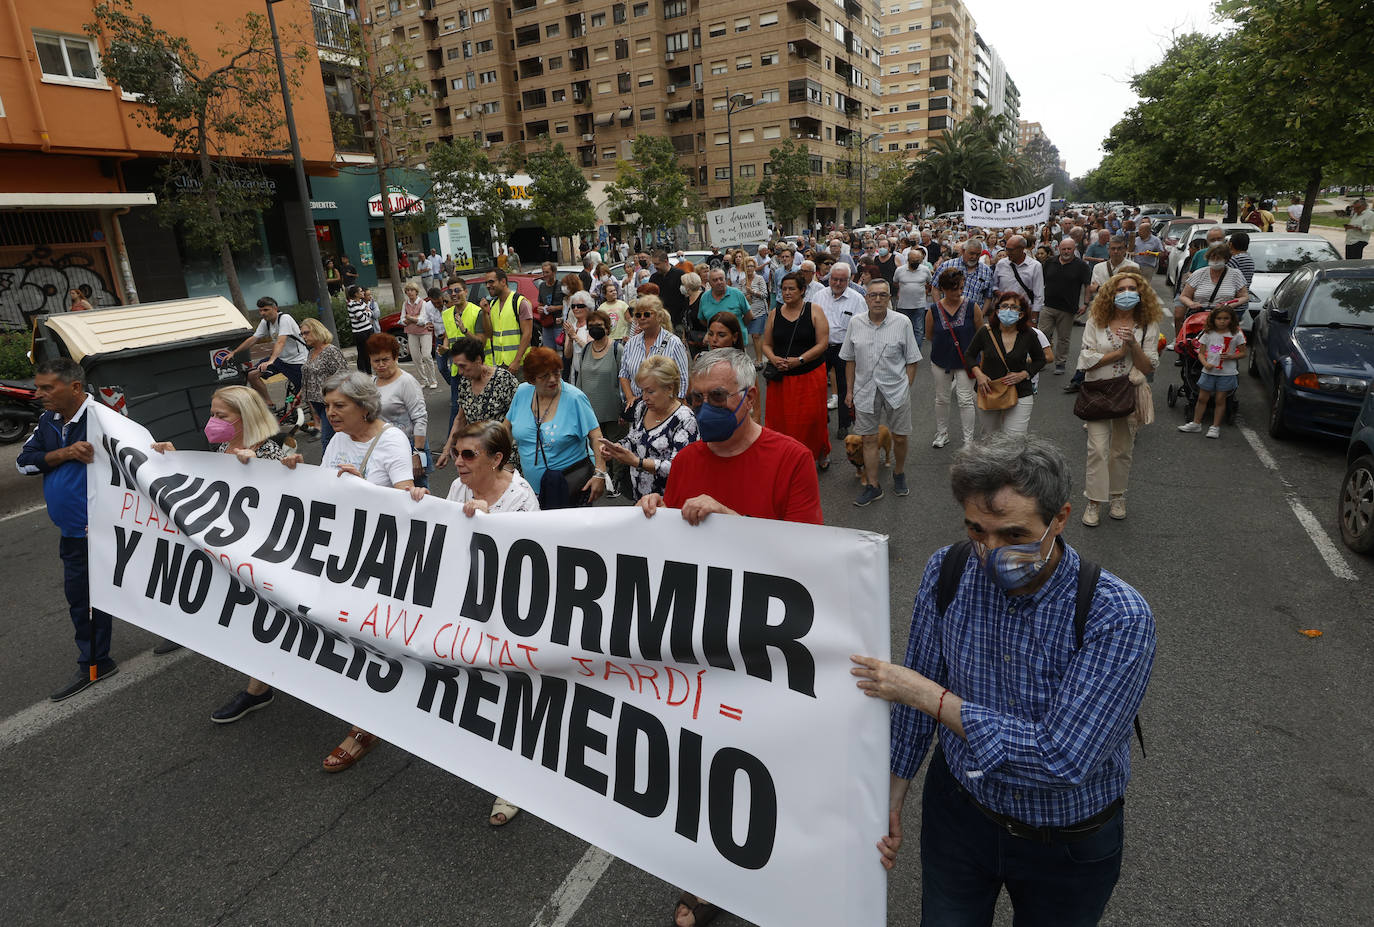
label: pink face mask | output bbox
[204,416,238,443]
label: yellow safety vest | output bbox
[441,303,488,374]
[488,290,527,368]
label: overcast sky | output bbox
[970,0,1228,177]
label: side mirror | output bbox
[1267,306,1291,324]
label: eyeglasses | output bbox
[687,387,747,407]
[456,448,481,461]
[630,311,655,319]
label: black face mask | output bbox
[587,325,607,340]
[639,260,649,268]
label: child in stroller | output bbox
[1171,302,1247,437]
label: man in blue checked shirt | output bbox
[853,433,1155,926]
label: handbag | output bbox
[1074,374,1136,420]
[975,328,1019,411]
[763,302,805,382]
[533,396,593,509]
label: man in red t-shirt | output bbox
[639,348,822,525]
[639,348,821,927]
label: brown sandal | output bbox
[672,891,721,927]
[322,727,378,773]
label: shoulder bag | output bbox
[762,302,806,382]
[935,300,974,378]
[974,327,1019,411]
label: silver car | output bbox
[1167,222,1260,288]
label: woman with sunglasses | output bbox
[618,295,691,417]
[967,291,1045,436]
[506,347,608,509]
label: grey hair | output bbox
[680,271,703,292]
[322,371,382,421]
[949,433,1071,525]
[964,238,984,253]
[692,347,757,391]
[1108,234,1127,246]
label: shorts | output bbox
[747,312,768,336]
[1197,372,1237,393]
[261,358,303,389]
[854,392,913,436]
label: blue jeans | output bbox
[60,536,114,669]
[919,750,1124,927]
[437,356,460,433]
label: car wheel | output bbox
[393,332,412,362]
[1267,376,1291,440]
[1339,454,1374,553]
[0,414,29,444]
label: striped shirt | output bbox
[618,327,691,398]
[934,258,997,309]
[891,542,1155,827]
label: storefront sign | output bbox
[368,187,426,218]
[310,201,339,210]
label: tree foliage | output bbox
[900,106,1032,213]
[756,140,816,232]
[87,0,303,309]
[526,137,596,260]
[426,138,513,247]
[604,135,702,244]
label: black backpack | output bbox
[935,540,1145,755]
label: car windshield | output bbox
[1249,240,1341,274]
[1300,278,1374,327]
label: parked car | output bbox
[1250,260,1374,440]
[1338,384,1374,552]
[378,272,541,359]
[1167,222,1260,288]
[1160,217,1215,255]
[1242,233,1342,332]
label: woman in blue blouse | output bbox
[505,346,608,508]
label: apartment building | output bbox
[973,30,1017,133]
[873,0,974,155]
[363,0,884,227]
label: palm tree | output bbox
[901,106,1034,213]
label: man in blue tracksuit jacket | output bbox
[17,358,119,701]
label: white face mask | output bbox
[1208,260,1226,270]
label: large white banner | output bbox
[962,183,1055,227]
[85,404,890,927]
[707,202,770,247]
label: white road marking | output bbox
[527,845,616,927]
[0,503,46,523]
[1238,424,1358,581]
[0,648,191,751]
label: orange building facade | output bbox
[0,0,338,326]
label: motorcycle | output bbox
[0,379,42,444]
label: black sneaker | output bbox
[1062,382,1081,393]
[211,688,275,724]
[854,484,884,507]
[153,637,182,655]
[50,661,119,702]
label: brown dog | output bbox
[844,427,892,479]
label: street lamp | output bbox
[266,0,336,338]
[856,131,883,225]
[725,91,760,207]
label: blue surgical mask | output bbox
[696,391,747,442]
[878,248,889,257]
[998,309,1021,327]
[1114,290,1140,310]
[973,521,1055,591]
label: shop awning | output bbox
[593,111,615,126]
[0,192,157,209]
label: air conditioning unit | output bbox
[665,52,675,62]
[482,140,492,148]
[666,84,677,94]
[693,81,702,90]
[582,133,594,141]
[788,42,797,54]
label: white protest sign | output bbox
[961,184,1055,227]
[85,404,890,927]
[707,202,770,247]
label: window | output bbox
[906,62,920,72]
[476,39,494,53]
[713,132,729,145]
[555,121,570,133]
[552,87,566,100]
[710,60,727,75]
[441,16,457,31]
[595,46,610,61]
[763,162,774,175]
[479,69,499,84]
[905,141,920,149]
[408,24,421,38]
[738,128,755,143]
[591,12,606,26]
[808,156,823,174]
[889,25,900,34]
[480,101,501,114]
[472,7,491,23]
[887,65,901,75]
[638,72,654,86]
[463,41,473,57]
[715,167,731,180]
[618,72,631,93]
[450,77,465,90]
[906,102,920,110]
[763,125,780,139]
[549,56,563,70]
[616,38,629,59]
[640,106,656,121]
[666,32,689,52]
[602,147,616,160]
[708,22,726,37]
[712,96,726,111]
[759,11,778,26]
[735,55,752,70]
[447,46,464,60]
[759,88,780,103]
[33,32,101,85]
[614,4,627,24]
[546,23,560,36]
[739,164,755,177]
[735,17,750,32]
[636,37,652,52]
[905,121,919,131]
[634,2,649,15]
[597,79,612,93]
[760,50,778,66]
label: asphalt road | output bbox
[2,281,1371,926]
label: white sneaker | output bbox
[1109,496,1127,520]
[1178,422,1202,433]
[1082,501,1101,527]
[827,394,839,410]
[932,432,950,449]
[1206,426,1221,439]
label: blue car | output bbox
[1250,260,1374,440]
[1339,385,1374,552]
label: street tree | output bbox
[756,140,815,233]
[901,113,1032,213]
[604,135,702,247]
[526,137,596,263]
[87,0,304,310]
[426,138,510,263]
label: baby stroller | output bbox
[1166,302,1240,424]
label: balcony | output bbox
[518,56,544,78]
[513,0,538,11]
[843,0,861,20]
[929,55,955,72]
[516,25,541,47]
[786,0,821,10]
[311,3,353,54]
[789,116,821,141]
[571,48,589,71]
